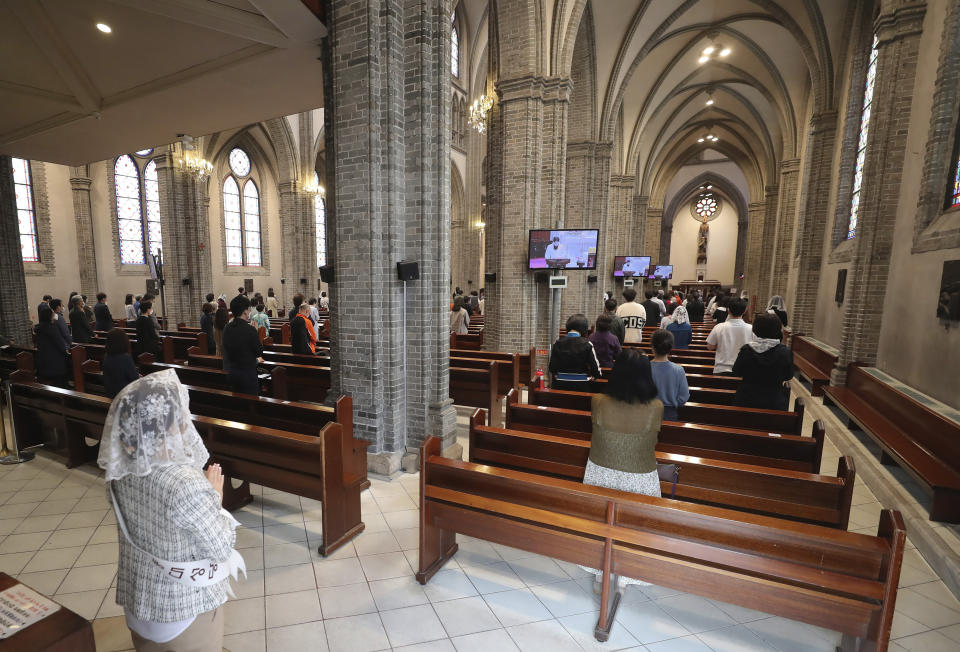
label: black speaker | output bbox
[587,274,598,284]
[484,272,497,283]
[181,278,191,286]
[397,260,419,281]
[146,279,158,294]
[299,278,307,285]
[319,265,335,283]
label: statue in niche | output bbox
[696,216,709,265]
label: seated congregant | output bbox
[548,314,601,390]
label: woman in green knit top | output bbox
[582,348,663,591]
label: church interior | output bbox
[1,0,960,650]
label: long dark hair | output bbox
[214,307,229,330]
[606,349,658,404]
[105,328,132,355]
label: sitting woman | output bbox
[732,313,794,411]
[548,314,601,390]
[581,348,662,592]
[102,328,140,398]
[665,305,692,349]
[98,370,244,650]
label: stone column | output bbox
[607,176,636,293]
[791,111,839,334]
[155,150,213,327]
[0,156,32,345]
[833,2,926,384]
[279,180,314,298]
[742,200,767,301]
[69,166,99,298]
[643,206,663,262]
[769,159,800,298]
[755,186,780,305]
[323,0,456,472]
[632,195,649,255]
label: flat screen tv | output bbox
[528,229,599,270]
[613,256,651,278]
[648,264,673,279]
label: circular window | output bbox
[694,194,718,218]
[229,147,251,177]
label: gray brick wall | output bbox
[0,156,34,345]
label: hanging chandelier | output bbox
[468,94,494,134]
[303,177,325,196]
[176,150,213,180]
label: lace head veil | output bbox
[671,305,689,326]
[98,369,209,481]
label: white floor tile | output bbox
[558,610,641,650]
[433,596,502,636]
[224,629,267,652]
[744,616,841,652]
[888,629,959,652]
[424,568,480,603]
[314,557,367,588]
[696,624,776,651]
[354,530,401,556]
[896,587,960,629]
[17,568,68,595]
[483,588,552,627]
[54,589,108,620]
[507,556,569,587]
[3,531,52,553]
[225,596,267,635]
[265,562,317,595]
[451,628,519,652]
[506,618,583,652]
[266,620,328,652]
[369,575,429,611]
[381,604,449,646]
[645,635,713,652]
[265,589,323,628]
[22,545,83,572]
[41,526,96,549]
[322,612,389,652]
[359,551,414,581]
[232,569,266,600]
[264,542,312,568]
[617,600,691,645]
[74,542,119,567]
[461,561,526,594]
[395,639,456,651]
[58,563,115,593]
[318,582,378,619]
[529,579,598,618]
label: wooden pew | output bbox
[449,362,503,427]
[791,335,838,396]
[0,346,35,381]
[823,364,960,522]
[8,381,366,555]
[418,436,905,649]
[451,347,536,387]
[138,357,286,399]
[451,355,518,396]
[467,410,855,529]
[529,388,804,435]
[450,331,483,351]
[506,391,824,472]
[187,347,330,369]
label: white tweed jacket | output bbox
[110,464,237,623]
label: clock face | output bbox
[695,195,718,218]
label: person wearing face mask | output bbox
[221,295,264,395]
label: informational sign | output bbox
[0,584,61,639]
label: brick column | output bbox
[0,156,32,345]
[156,150,213,327]
[643,206,663,261]
[791,111,838,334]
[755,186,780,305]
[833,2,926,384]
[323,0,456,471]
[632,195,649,255]
[484,75,572,359]
[607,177,636,293]
[742,200,766,301]
[279,181,315,298]
[69,165,99,299]
[770,159,800,298]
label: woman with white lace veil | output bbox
[98,369,244,651]
[766,295,789,327]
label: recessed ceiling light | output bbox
[706,184,713,189]
[705,98,715,106]
[719,48,731,57]
[698,55,709,64]
[702,46,715,56]
[697,138,705,143]
[96,22,112,33]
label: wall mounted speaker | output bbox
[587,274,598,284]
[181,278,191,286]
[397,260,420,281]
[484,272,497,283]
[319,265,335,283]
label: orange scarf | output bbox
[296,313,316,354]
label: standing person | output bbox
[766,295,789,327]
[37,294,52,318]
[237,287,246,297]
[81,295,95,325]
[97,370,243,652]
[102,329,140,398]
[706,298,753,375]
[205,293,218,313]
[587,314,622,368]
[705,290,719,318]
[133,295,142,316]
[135,301,161,358]
[212,307,229,359]
[712,295,729,323]
[468,291,480,314]
[665,305,693,349]
[641,291,661,328]
[686,292,705,323]
[289,294,304,323]
[200,303,217,355]
[650,330,689,421]
[221,295,264,396]
[478,289,485,316]
[265,289,280,317]
[733,314,794,411]
[307,298,320,325]
[70,297,94,343]
[548,314,601,390]
[319,291,329,311]
[653,290,667,320]
[124,294,137,322]
[250,302,270,332]
[615,288,647,343]
[291,303,317,355]
[94,293,114,331]
[450,298,469,335]
[660,303,676,329]
[49,299,72,346]
[603,298,625,344]
[35,305,69,387]
[580,348,662,592]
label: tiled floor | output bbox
[1,410,960,651]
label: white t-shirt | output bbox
[652,297,666,316]
[705,318,754,374]
[615,302,647,343]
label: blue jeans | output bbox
[662,405,679,422]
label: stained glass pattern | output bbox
[243,180,262,267]
[223,176,243,266]
[847,34,879,240]
[12,158,39,262]
[229,148,251,177]
[314,172,327,267]
[451,21,460,78]
[694,194,718,218]
[952,158,960,206]
[115,155,145,264]
[144,160,162,257]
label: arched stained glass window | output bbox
[222,147,261,266]
[314,172,326,267]
[951,158,960,207]
[115,155,145,264]
[12,158,39,262]
[451,14,460,78]
[144,160,162,257]
[847,34,879,240]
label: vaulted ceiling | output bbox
[0,0,326,166]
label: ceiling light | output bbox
[705,98,715,106]
[96,22,112,33]
[702,46,715,56]
[698,55,709,64]
[706,184,713,189]
[697,138,705,143]
[719,48,731,57]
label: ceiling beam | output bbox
[104,0,293,48]
[5,0,102,114]
[246,0,327,42]
[0,79,83,111]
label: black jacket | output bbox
[70,308,93,343]
[35,321,69,381]
[641,300,661,327]
[222,319,263,372]
[102,353,139,398]
[200,312,216,354]
[291,316,314,355]
[548,335,601,380]
[732,344,794,411]
[93,302,113,332]
[770,308,788,327]
[135,315,161,357]
[686,300,705,323]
